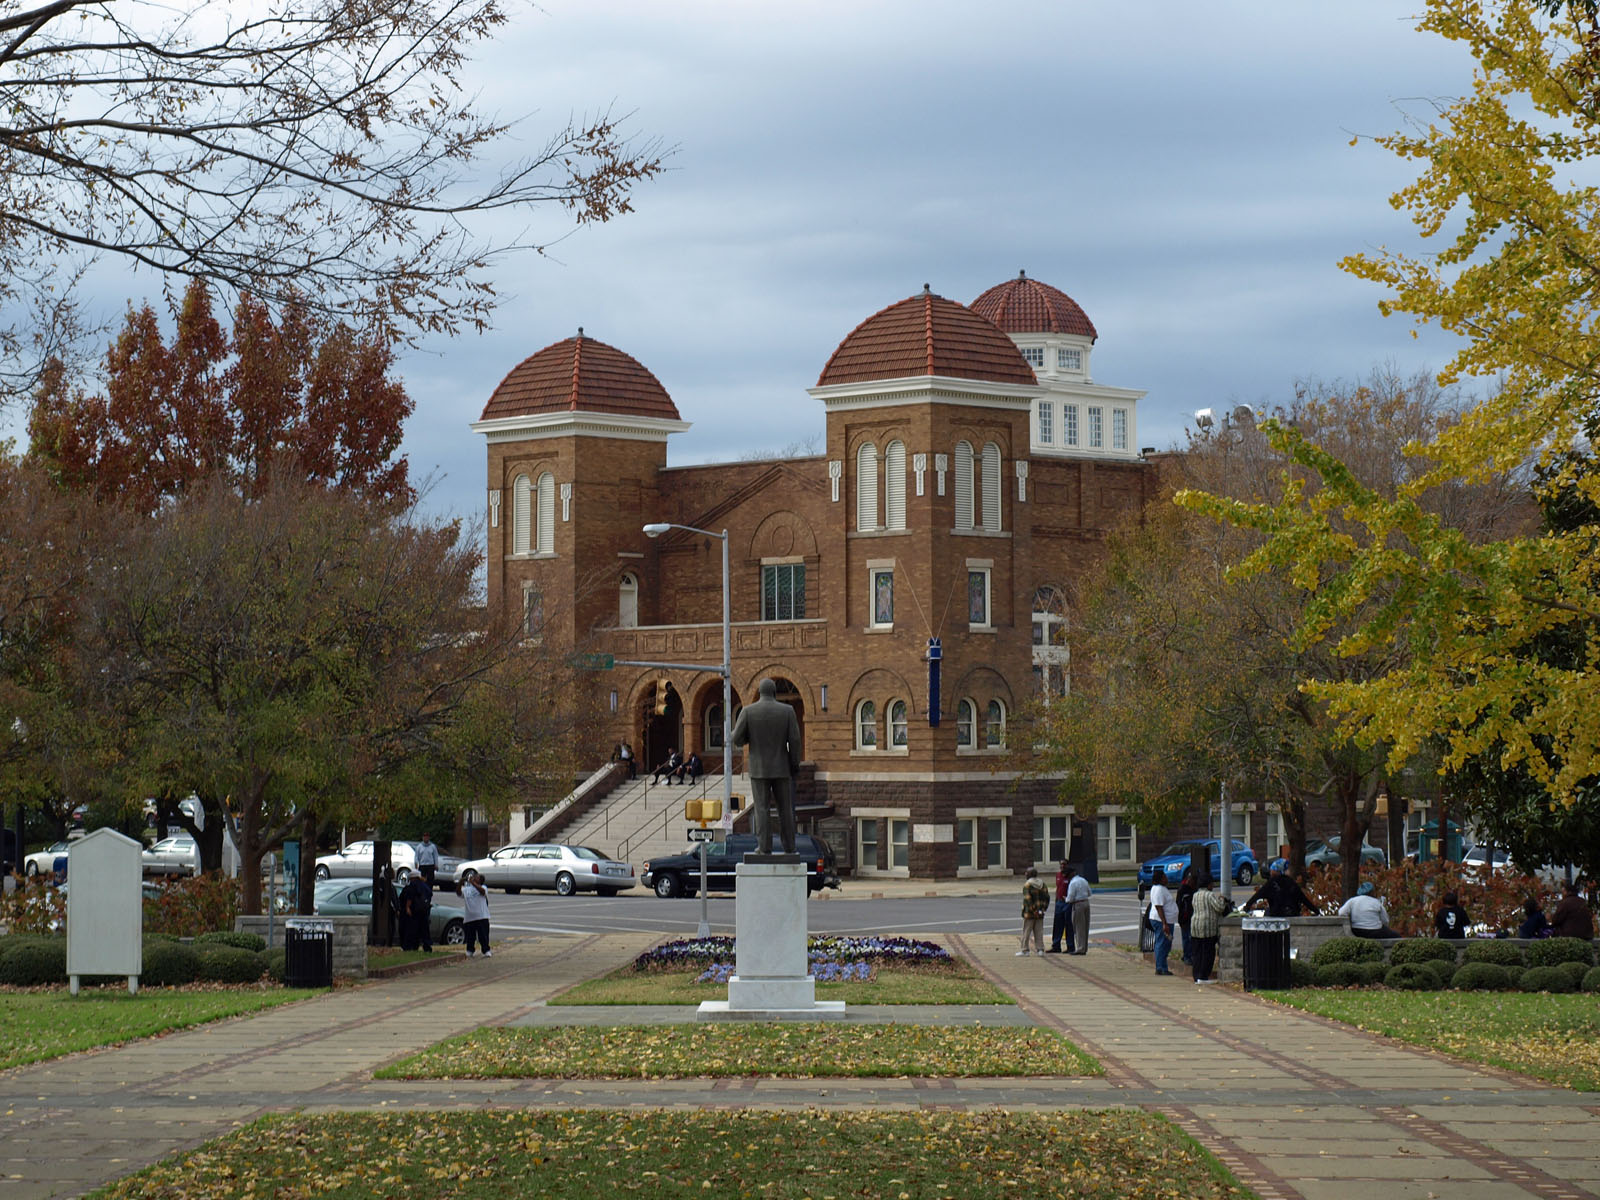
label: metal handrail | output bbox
[615,772,718,862]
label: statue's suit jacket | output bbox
[730,697,801,778]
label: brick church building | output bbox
[471,272,1165,879]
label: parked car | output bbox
[22,840,73,878]
[456,843,636,896]
[1461,845,1513,876]
[313,840,464,884]
[642,833,841,899]
[1137,839,1257,897]
[141,835,199,876]
[312,879,467,944]
[1303,836,1387,870]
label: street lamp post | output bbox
[642,522,731,938]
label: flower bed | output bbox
[636,934,951,972]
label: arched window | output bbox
[618,573,638,628]
[511,474,532,555]
[986,699,1007,749]
[956,698,976,748]
[705,704,725,751]
[536,472,556,552]
[855,699,877,749]
[980,442,1002,532]
[889,699,908,748]
[884,440,906,530]
[953,440,974,530]
[856,441,878,532]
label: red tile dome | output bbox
[479,332,679,422]
[970,271,1097,340]
[816,288,1037,388]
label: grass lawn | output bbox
[89,1109,1253,1200]
[379,1022,1100,1079]
[1263,989,1600,1090]
[0,986,316,1070]
[551,961,1011,1005]
[367,946,463,972]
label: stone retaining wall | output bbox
[1217,915,1347,983]
[235,915,369,979]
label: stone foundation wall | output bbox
[235,915,369,979]
[1217,915,1348,983]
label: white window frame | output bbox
[953,440,975,530]
[1038,401,1054,445]
[967,565,991,629]
[985,816,1006,868]
[1058,347,1081,371]
[856,441,879,532]
[511,474,532,555]
[888,699,908,749]
[956,817,977,870]
[868,565,894,630]
[1097,812,1137,865]
[1033,814,1071,865]
[1032,586,1070,697]
[535,471,555,553]
[855,699,877,750]
[1021,345,1044,368]
[858,818,881,873]
[618,572,638,628]
[890,818,909,869]
[980,441,1002,531]
[1208,810,1250,844]
[1112,408,1128,451]
[1087,406,1103,449]
[985,698,1007,750]
[956,698,976,749]
[884,440,907,530]
[1063,404,1079,446]
[1264,811,1287,862]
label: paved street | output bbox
[2,927,1595,1200]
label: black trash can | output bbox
[284,917,335,988]
[1240,916,1292,990]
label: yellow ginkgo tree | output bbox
[1178,0,1600,805]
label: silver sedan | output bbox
[456,843,635,896]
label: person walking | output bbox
[1148,869,1179,975]
[461,869,492,957]
[413,834,440,885]
[1049,859,1072,953]
[1018,867,1050,956]
[1190,874,1232,983]
[1066,863,1092,954]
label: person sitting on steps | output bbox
[673,751,703,786]
[652,749,682,785]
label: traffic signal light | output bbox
[654,679,670,716]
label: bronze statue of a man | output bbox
[729,677,801,854]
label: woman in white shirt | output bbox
[1337,881,1398,939]
[461,870,493,957]
[1147,871,1180,974]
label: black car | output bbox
[642,834,840,898]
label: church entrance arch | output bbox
[640,681,684,774]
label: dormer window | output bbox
[1058,347,1081,370]
[1021,346,1044,368]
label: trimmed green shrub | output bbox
[196,947,265,984]
[260,947,286,984]
[1554,960,1590,988]
[1519,965,1578,993]
[1385,963,1437,990]
[1582,966,1600,993]
[1289,957,1318,988]
[145,932,181,943]
[1356,961,1388,984]
[0,933,54,963]
[195,930,266,953]
[141,941,201,987]
[1388,939,1458,966]
[1463,941,1524,967]
[1504,965,1526,988]
[1316,962,1369,987]
[0,938,67,986]
[1311,937,1386,967]
[1452,962,1512,991]
[1526,937,1596,969]
[1421,958,1458,988]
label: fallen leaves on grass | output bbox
[90,1109,1251,1200]
[378,1022,1100,1080]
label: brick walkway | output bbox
[2,931,1596,1199]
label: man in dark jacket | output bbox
[1244,862,1318,917]
[400,874,433,952]
[1551,881,1594,940]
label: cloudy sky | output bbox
[19,2,1487,529]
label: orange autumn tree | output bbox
[29,281,413,517]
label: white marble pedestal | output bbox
[697,857,846,1022]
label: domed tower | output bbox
[471,331,688,641]
[971,271,1144,460]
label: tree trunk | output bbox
[1338,766,1378,902]
[238,787,264,915]
[297,807,317,915]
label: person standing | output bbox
[1176,866,1198,966]
[620,741,636,779]
[413,834,440,885]
[1148,869,1179,975]
[1066,863,1092,955]
[1018,867,1050,956]
[400,873,433,952]
[1190,875,1232,983]
[1049,860,1072,953]
[461,869,492,957]
[1551,881,1594,940]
